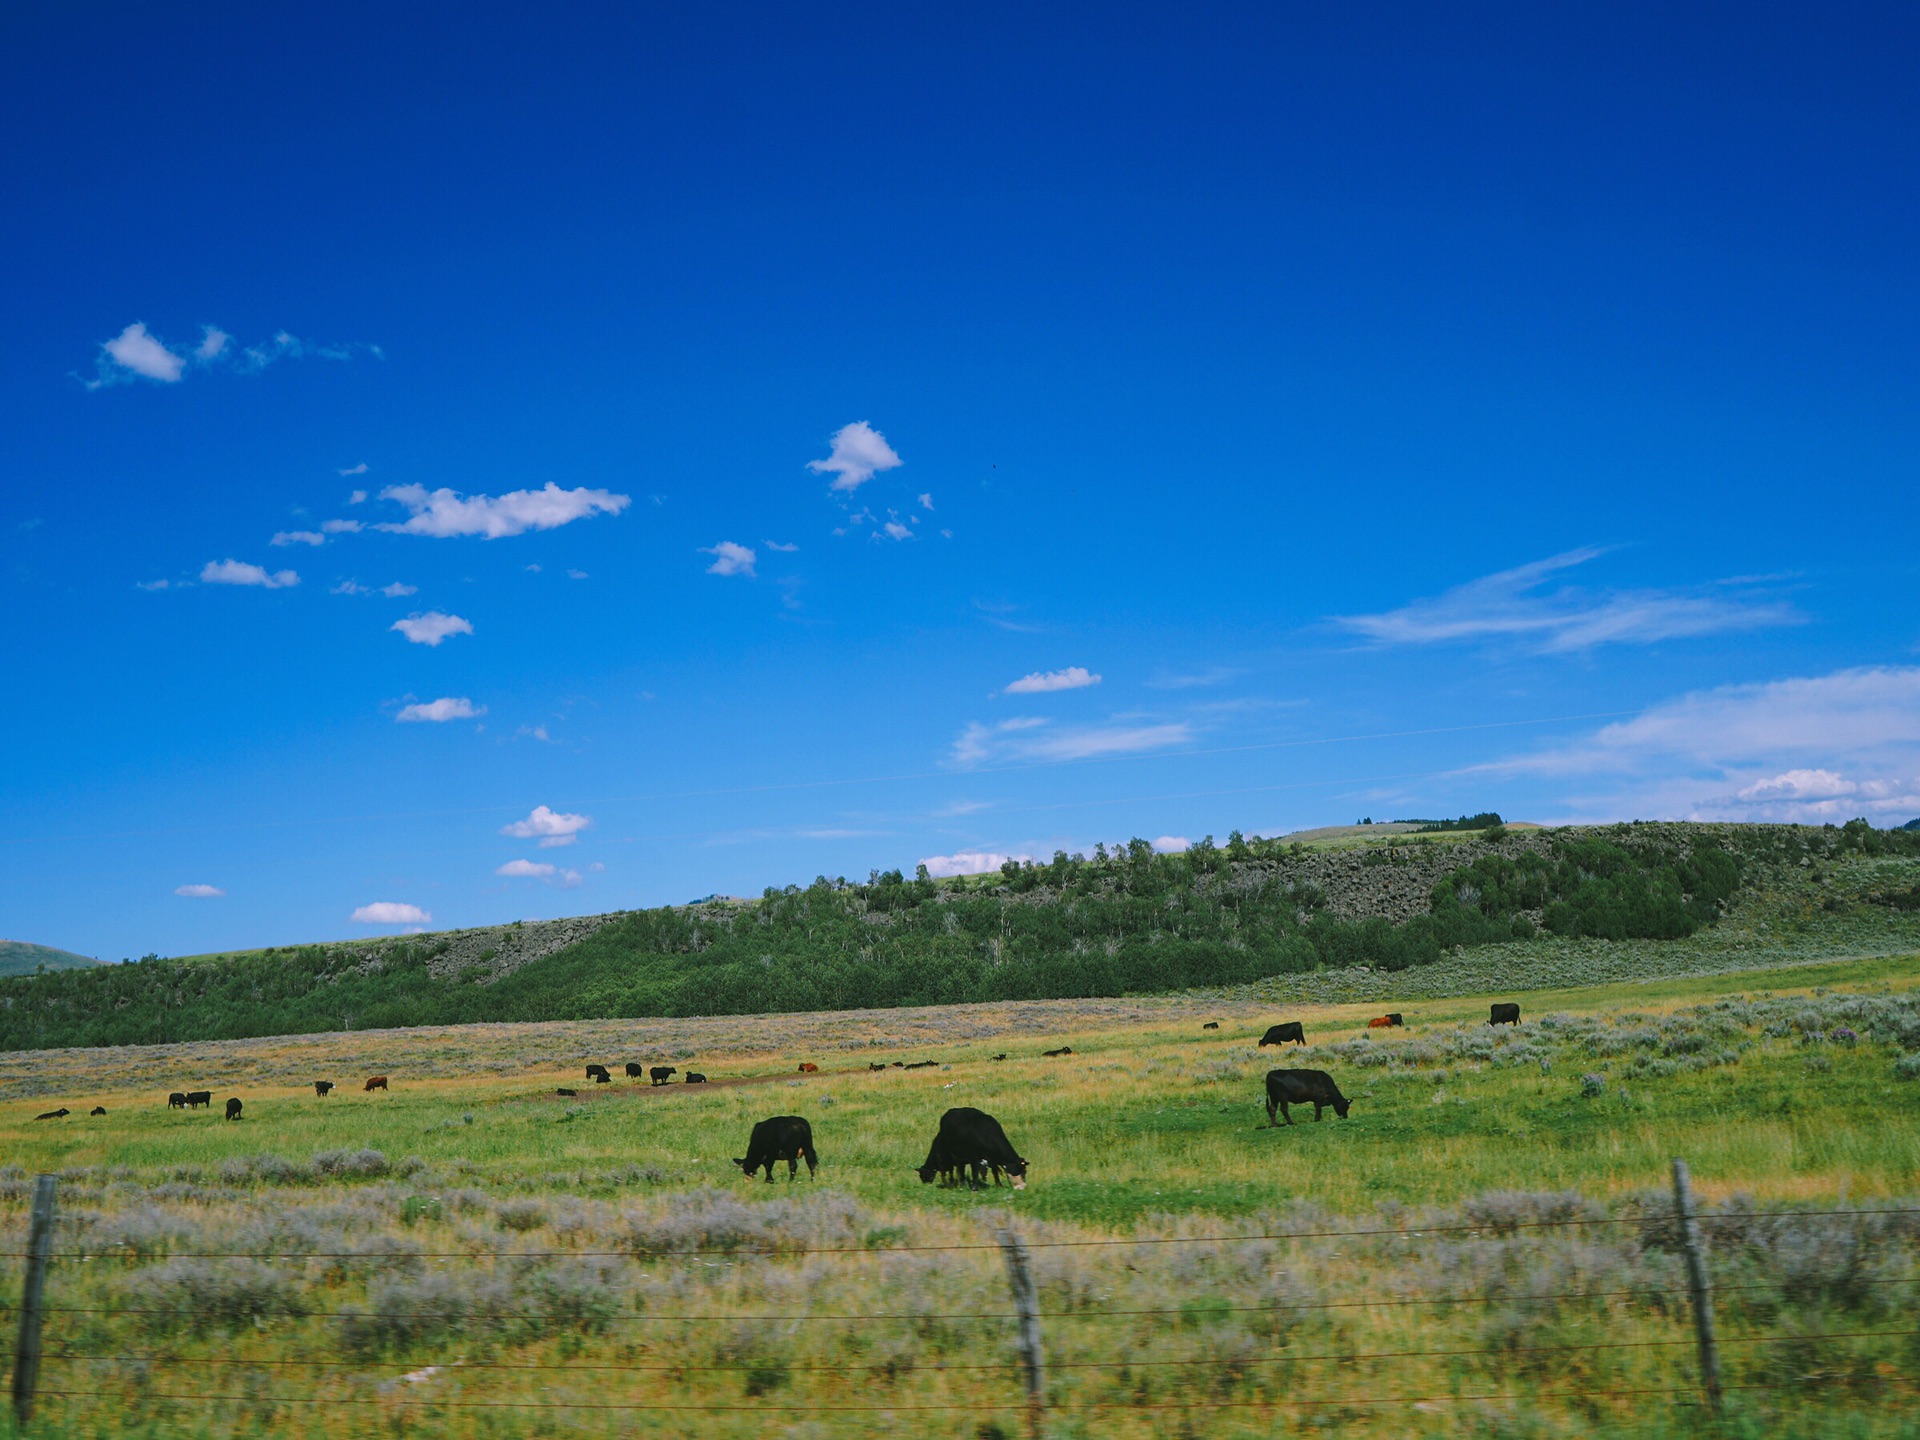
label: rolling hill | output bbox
[0,939,100,978]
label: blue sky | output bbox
[4,2,1918,960]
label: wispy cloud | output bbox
[808,421,903,493]
[702,541,756,577]
[501,804,590,847]
[173,883,225,898]
[1335,549,1799,654]
[1146,666,1243,690]
[496,858,580,887]
[949,716,1192,767]
[201,559,298,589]
[919,850,1032,877]
[396,697,484,723]
[271,530,326,547]
[351,901,430,925]
[1003,666,1101,695]
[339,463,369,478]
[1480,664,1920,823]
[322,518,363,535]
[375,483,630,539]
[83,322,372,389]
[332,579,416,597]
[391,611,473,646]
[764,540,799,553]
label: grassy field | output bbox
[2,952,1919,1438]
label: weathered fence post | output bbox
[997,1227,1046,1439]
[11,1174,57,1426]
[1671,1158,1723,1415]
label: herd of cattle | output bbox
[27,1003,1530,1188]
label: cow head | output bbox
[733,1157,757,1177]
[1006,1159,1030,1191]
[1332,1096,1351,1118]
[915,1162,940,1184]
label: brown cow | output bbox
[1367,1016,1394,1029]
[365,1076,389,1092]
[798,1063,819,1073]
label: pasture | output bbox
[2,954,1919,1438]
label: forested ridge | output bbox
[4,820,1914,1051]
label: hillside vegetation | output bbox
[3,821,1916,1052]
[0,939,98,978]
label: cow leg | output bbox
[1278,1100,1293,1125]
[787,1154,799,1180]
[1313,1102,1324,1121]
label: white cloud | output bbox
[918,493,934,510]
[1481,665,1920,824]
[881,520,912,541]
[1146,666,1242,690]
[271,530,326,547]
[340,464,369,478]
[173,883,226,898]
[99,322,185,383]
[137,579,173,591]
[382,582,417,597]
[375,483,630,539]
[496,859,556,878]
[702,541,756,578]
[567,568,588,580]
[85,322,370,389]
[322,519,363,534]
[949,716,1192,767]
[201,559,299,589]
[501,805,590,847]
[764,540,799,553]
[391,611,472,646]
[1336,549,1800,654]
[808,421,903,492]
[1152,836,1191,853]
[919,850,1033,878]
[351,901,431,925]
[1004,666,1101,695]
[396,697,485,723]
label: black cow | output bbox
[1386,1013,1404,1027]
[1042,1046,1074,1057]
[685,1072,708,1084]
[869,1062,888,1071]
[314,1081,334,1097]
[904,1059,938,1070]
[1203,1021,1220,1030]
[1489,1003,1521,1027]
[625,1063,645,1079]
[89,1106,106,1116]
[34,1108,69,1121]
[890,1061,904,1068]
[185,1090,212,1108]
[1265,1069,1351,1126]
[649,1066,677,1086]
[1259,1022,1306,1047]
[167,1092,188,1109]
[225,1098,243,1121]
[586,1064,611,1083]
[557,1087,578,1097]
[990,1053,1007,1062]
[916,1107,1028,1191]
[735,1116,818,1182]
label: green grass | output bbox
[2,953,1919,1437]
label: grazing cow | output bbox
[35,1108,69,1121]
[904,1059,938,1070]
[869,1062,888,1071]
[1042,1046,1074,1057]
[185,1090,212,1108]
[916,1107,1028,1191]
[649,1066,677,1086]
[1489,1003,1521,1027]
[685,1072,708,1084]
[314,1081,334,1097]
[225,1098,243,1121]
[1367,1015,1405,1029]
[167,1092,188,1109]
[557,1087,578,1097]
[990,1053,1007,1062]
[734,1115,819,1182]
[1265,1069,1352,1126]
[365,1076,388,1093]
[798,1063,819,1073]
[587,1065,611,1084]
[90,1106,106,1116]
[1203,1021,1220,1030]
[625,1063,645,1079]
[1259,1022,1306,1047]
[890,1061,904,1068]
[1386,1013,1404,1026]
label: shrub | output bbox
[313,1149,389,1179]
[121,1259,305,1334]
[1579,1073,1606,1098]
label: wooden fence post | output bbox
[11,1174,56,1426]
[1671,1158,1723,1415]
[997,1227,1046,1439]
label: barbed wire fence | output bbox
[7,1162,1916,1433]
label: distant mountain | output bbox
[0,941,101,978]
[1904,818,1920,832]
